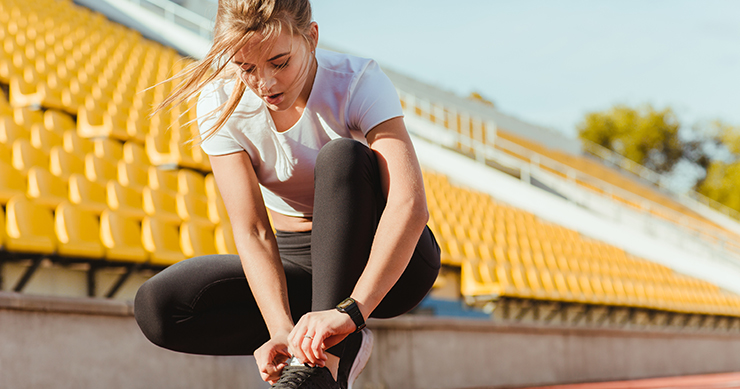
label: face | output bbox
[232,24,317,112]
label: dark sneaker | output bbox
[337,328,374,389]
[271,358,339,389]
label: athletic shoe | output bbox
[271,357,339,389]
[336,328,374,389]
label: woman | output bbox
[134,0,441,388]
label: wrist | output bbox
[335,297,367,332]
[269,324,294,340]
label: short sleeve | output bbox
[197,80,245,156]
[347,61,404,135]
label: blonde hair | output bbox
[157,0,315,143]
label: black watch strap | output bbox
[335,297,366,332]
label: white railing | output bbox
[399,90,740,260]
[582,140,740,222]
[128,0,214,38]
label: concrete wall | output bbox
[3,292,740,389]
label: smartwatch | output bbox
[335,297,366,332]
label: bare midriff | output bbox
[268,209,313,232]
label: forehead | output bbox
[233,29,300,64]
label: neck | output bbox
[295,53,317,107]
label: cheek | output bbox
[239,73,260,91]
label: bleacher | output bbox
[0,0,233,297]
[2,0,740,334]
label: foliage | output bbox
[577,104,682,173]
[695,122,740,212]
[577,104,740,214]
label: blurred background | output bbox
[1,0,740,388]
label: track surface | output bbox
[523,372,740,389]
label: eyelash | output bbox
[239,60,289,75]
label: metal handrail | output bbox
[399,90,740,258]
[581,140,740,221]
[128,0,214,38]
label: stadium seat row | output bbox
[1,195,235,265]
[422,171,740,316]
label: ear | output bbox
[308,21,319,50]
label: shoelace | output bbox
[277,367,313,386]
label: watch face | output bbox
[337,298,355,311]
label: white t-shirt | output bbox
[197,49,403,217]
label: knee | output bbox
[315,138,375,181]
[133,276,173,348]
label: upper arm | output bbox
[366,117,427,216]
[208,151,273,243]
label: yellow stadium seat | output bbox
[9,74,41,107]
[27,166,67,208]
[208,196,230,225]
[123,141,150,165]
[460,260,499,297]
[0,116,30,145]
[176,192,214,227]
[106,180,145,219]
[180,221,217,258]
[12,138,48,174]
[84,153,117,183]
[145,130,198,169]
[62,129,94,155]
[0,160,26,203]
[44,109,76,134]
[77,106,128,141]
[0,205,4,249]
[13,106,44,128]
[126,111,149,143]
[5,195,56,254]
[49,145,85,179]
[93,138,124,161]
[215,222,238,255]
[177,168,208,200]
[68,173,108,214]
[117,160,148,191]
[204,173,220,201]
[148,166,179,195]
[54,201,104,258]
[100,209,147,263]
[30,123,62,150]
[142,187,180,224]
[142,216,185,266]
[0,141,11,166]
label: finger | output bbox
[310,331,327,364]
[301,334,318,365]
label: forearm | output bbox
[350,196,429,319]
[237,231,294,337]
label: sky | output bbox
[311,0,740,139]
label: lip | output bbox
[264,92,284,106]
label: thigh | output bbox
[134,254,312,355]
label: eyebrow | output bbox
[232,52,290,66]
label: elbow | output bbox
[408,195,429,229]
[387,191,430,229]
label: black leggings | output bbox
[134,138,441,356]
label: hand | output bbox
[288,309,356,367]
[253,333,292,385]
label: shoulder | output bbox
[316,49,377,79]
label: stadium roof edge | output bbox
[73,0,211,59]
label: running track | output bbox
[523,372,740,389]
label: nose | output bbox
[258,67,277,93]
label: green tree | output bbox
[695,122,740,212]
[577,104,683,173]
